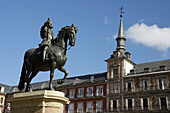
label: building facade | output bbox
[105,14,170,113]
[56,73,107,113]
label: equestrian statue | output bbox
[18,18,78,92]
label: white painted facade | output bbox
[124,59,134,76]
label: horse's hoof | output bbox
[25,89,29,92]
[57,80,64,84]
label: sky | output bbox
[1,0,170,86]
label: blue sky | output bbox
[1,0,170,85]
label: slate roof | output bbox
[7,72,107,93]
[131,59,170,74]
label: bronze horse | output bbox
[18,24,78,92]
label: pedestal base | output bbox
[7,90,69,113]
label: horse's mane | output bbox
[55,26,70,42]
[54,25,77,43]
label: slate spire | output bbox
[116,7,126,52]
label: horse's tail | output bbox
[18,63,26,91]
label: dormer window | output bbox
[73,79,76,85]
[144,68,149,73]
[90,76,94,82]
[125,52,131,59]
[130,69,135,75]
[160,65,166,71]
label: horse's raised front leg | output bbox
[25,71,38,92]
[57,66,68,84]
[49,62,56,90]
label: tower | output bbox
[105,7,135,112]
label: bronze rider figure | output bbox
[39,18,54,61]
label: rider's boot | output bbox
[43,46,48,62]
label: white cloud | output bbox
[125,23,170,51]
[104,16,108,24]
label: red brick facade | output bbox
[57,81,107,113]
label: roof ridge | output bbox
[136,59,170,66]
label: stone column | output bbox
[6,90,69,113]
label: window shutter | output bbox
[110,100,113,111]
[131,82,134,92]
[140,98,143,110]
[157,79,159,89]
[111,69,113,79]
[125,99,128,110]
[118,83,120,93]
[148,80,150,90]
[132,98,134,110]
[114,84,117,93]
[162,79,164,90]
[126,82,128,92]
[117,100,119,110]
[140,81,143,90]
[147,98,150,110]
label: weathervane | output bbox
[119,6,125,17]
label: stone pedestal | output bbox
[6,90,69,113]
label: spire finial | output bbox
[119,6,125,17]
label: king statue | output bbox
[39,18,55,61]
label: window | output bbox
[160,97,167,110]
[77,88,84,98]
[61,90,67,97]
[157,78,165,90]
[159,79,162,89]
[96,101,103,113]
[86,87,93,97]
[68,103,74,113]
[90,76,94,82]
[141,98,149,110]
[160,65,165,71]
[113,69,118,77]
[128,99,132,110]
[140,79,150,91]
[113,100,119,111]
[77,102,83,113]
[0,97,4,104]
[144,80,148,90]
[126,81,135,92]
[144,68,149,73]
[86,101,93,113]
[143,98,148,110]
[113,83,119,93]
[96,86,103,96]
[126,99,134,110]
[128,83,131,92]
[69,89,75,98]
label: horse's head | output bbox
[55,24,78,49]
[63,24,78,46]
